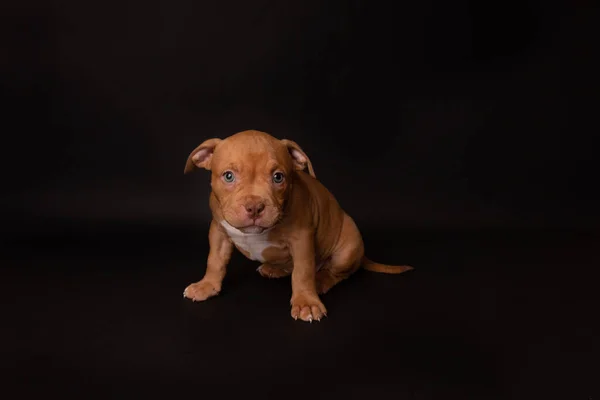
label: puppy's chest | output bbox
[221,223,287,263]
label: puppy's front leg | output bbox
[289,230,327,322]
[183,219,233,302]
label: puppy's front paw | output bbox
[183,279,220,302]
[290,292,327,322]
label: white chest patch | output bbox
[220,221,281,262]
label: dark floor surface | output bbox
[1,223,598,399]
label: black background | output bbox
[2,1,598,399]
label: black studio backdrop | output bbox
[2,0,598,235]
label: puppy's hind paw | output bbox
[257,263,291,279]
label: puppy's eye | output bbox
[222,171,235,183]
[272,172,285,184]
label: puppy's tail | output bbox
[361,256,414,274]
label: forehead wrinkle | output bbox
[266,159,279,171]
[244,151,273,178]
[213,136,290,175]
[222,161,239,171]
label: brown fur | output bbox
[182,130,413,322]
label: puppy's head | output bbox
[184,130,314,234]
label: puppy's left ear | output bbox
[184,138,222,174]
[281,139,316,178]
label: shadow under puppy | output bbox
[183,130,413,322]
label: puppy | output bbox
[183,130,413,322]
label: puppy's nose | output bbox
[244,200,265,219]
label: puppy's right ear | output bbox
[184,138,222,174]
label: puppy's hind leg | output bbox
[316,214,364,294]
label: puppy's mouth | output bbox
[239,225,267,234]
[222,204,283,234]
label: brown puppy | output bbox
[182,130,413,322]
